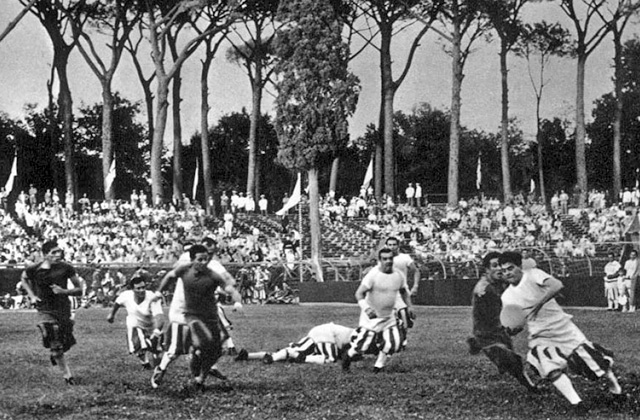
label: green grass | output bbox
[2,304,640,419]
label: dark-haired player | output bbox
[107,275,165,369]
[342,247,413,373]
[467,251,537,391]
[20,240,83,385]
[499,251,624,413]
[150,245,241,390]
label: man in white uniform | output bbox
[499,251,624,414]
[342,247,413,373]
[621,249,639,312]
[603,252,621,311]
[385,236,420,345]
[236,322,354,365]
[107,276,164,369]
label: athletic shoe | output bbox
[141,361,152,370]
[263,353,274,365]
[235,348,249,362]
[151,367,165,389]
[65,377,76,385]
[209,368,228,381]
[227,347,238,357]
[373,367,383,374]
[50,356,57,366]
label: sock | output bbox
[57,355,72,379]
[272,349,289,362]
[226,338,235,348]
[305,355,325,364]
[247,351,268,360]
[552,374,582,404]
[159,353,175,371]
[606,370,622,394]
[374,352,388,369]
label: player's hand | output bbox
[50,284,65,295]
[410,288,418,297]
[505,326,523,336]
[365,307,377,319]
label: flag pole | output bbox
[298,172,304,283]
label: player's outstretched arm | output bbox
[19,271,40,304]
[107,303,121,323]
[153,269,178,300]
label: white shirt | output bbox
[115,290,163,330]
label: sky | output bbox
[0,2,636,149]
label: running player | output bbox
[342,247,413,373]
[499,251,624,414]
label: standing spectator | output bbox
[223,210,234,238]
[603,252,622,311]
[44,189,52,206]
[220,191,229,214]
[253,265,268,305]
[405,183,415,206]
[245,193,255,213]
[622,188,633,207]
[131,190,139,209]
[467,252,537,391]
[415,183,423,208]
[52,188,60,205]
[29,184,38,207]
[139,190,148,209]
[20,240,83,385]
[621,249,639,312]
[499,251,623,413]
[259,194,268,216]
[207,195,215,214]
[559,190,569,214]
[230,190,240,213]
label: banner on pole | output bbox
[192,159,199,200]
[105,157,116,193]
[3,153,17,194]
[276,173,301,216]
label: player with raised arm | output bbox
[342,247,413,373]
[385,236,419,345]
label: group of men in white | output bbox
[603,248,640,312]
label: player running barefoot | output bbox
[499,251,624,414]
[342,247,413,373]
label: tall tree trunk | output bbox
[575,53,587,207]
[200,52,214,215]
[329,156,339,194]
[612,30,623,200]
[172,70,183,203]
[375,107,383,199]
[46,67,59,188]
[308,167,323,282]
[536,94,546,206]
[499,42,512,202]
[447,7,462,206]
[102,86,115,200]
[380,22,396,200]
[247,72,262,198]
[151,77,170,204]
[56,55,76,203]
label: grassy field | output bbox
[2,304,640,420]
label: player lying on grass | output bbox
[234,322,354,365]
[342,247,413,373]
[107,275,165,369]
[499,251,625,414]
[467,252,538,392]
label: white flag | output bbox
[476,155,481,190]
[192,159,199,200]
[105,157,116,193]
[3,153,17,193]
[530,179,536,193]
[362,158,373,188]
[276,173,301,216]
